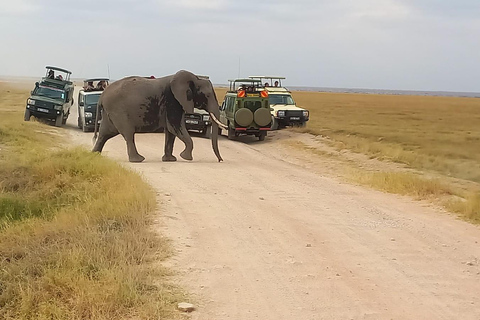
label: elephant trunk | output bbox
[208,110,223,162]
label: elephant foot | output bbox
[180,150,193,161]
[162,154,177,162]
[129,154,145,163]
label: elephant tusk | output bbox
[209,112,228,130]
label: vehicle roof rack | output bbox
[84,78,109,82]
[228,78,262,83]
[46,66,72,74]
[249,76,286,80]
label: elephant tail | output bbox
[92,99,102,145]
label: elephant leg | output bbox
[162,128,177,162]
[176,120,194,161]
[92,116,119,153]
[121,130,145,163]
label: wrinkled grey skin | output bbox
[92,70,222,162]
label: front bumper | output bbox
[83,116,99,128]
[185,119,211,131]
[26,105,61,119]
[276,115,309,125]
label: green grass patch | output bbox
[0,84,184,319]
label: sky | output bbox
[0,0,479,92]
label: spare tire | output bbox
[235,108,253,127]
[254,108,271,127]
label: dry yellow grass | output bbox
[0,84,184,319]
[289,90,480,221]
[293,91,480,181]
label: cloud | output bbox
[0,0,479,91]
[0,0,38,15]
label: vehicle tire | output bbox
[82,121,89,132]
[62,111,68,125]
[24,109,31,121]
[258,132,266,141]
[200,127,209,137]
[227,125,236,140]
[55,112,63,127]
[270,116,278,130]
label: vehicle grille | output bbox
[285,110,302,117]
[185,114,201,120]
[35,100,52,108]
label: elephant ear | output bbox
[170,70,197,115]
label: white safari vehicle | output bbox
[77,78,109,132]
[249,76,309,130]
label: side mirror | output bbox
[35,82,39,87]
[30,91,34,95]
[79,101,84,106]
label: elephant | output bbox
[92,70,227,162]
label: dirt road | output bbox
[65,105,480,320]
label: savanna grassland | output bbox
[0,83,183,319]
[290,91,480,222]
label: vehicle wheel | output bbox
[271,116,278,130]
[24,109,31,121]
[62,111,69,125]
[258,132,266,141]
[55,112,63,127]
[82,121,89,132]
[227,126,236,140]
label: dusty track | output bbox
[65,104,480,320]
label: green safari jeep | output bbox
[24,66,75,127]
[218,79,271,141]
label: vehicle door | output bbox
[78,92,85,121]
[225,96,235,124]
[219,97,228,125]
[66,88,74,113]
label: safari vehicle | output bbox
[184,75,211,136]
[249,76,309,130]
[77,78,109,132]
[185,108,211,136]
[24,66,75,127]
[218,78,271,141]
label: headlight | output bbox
[277,110,285,117]
[202,115,210,121]
[27,99,36,105]
[54,105,63,111]
[303,110,309,118]
[85,112,93,118]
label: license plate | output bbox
[186,119,198,124]
[290,116,300,120]
[37,108,50,113]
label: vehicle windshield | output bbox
[269,94,295,105]
[33,85,66,101]
[85,94,101,106]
